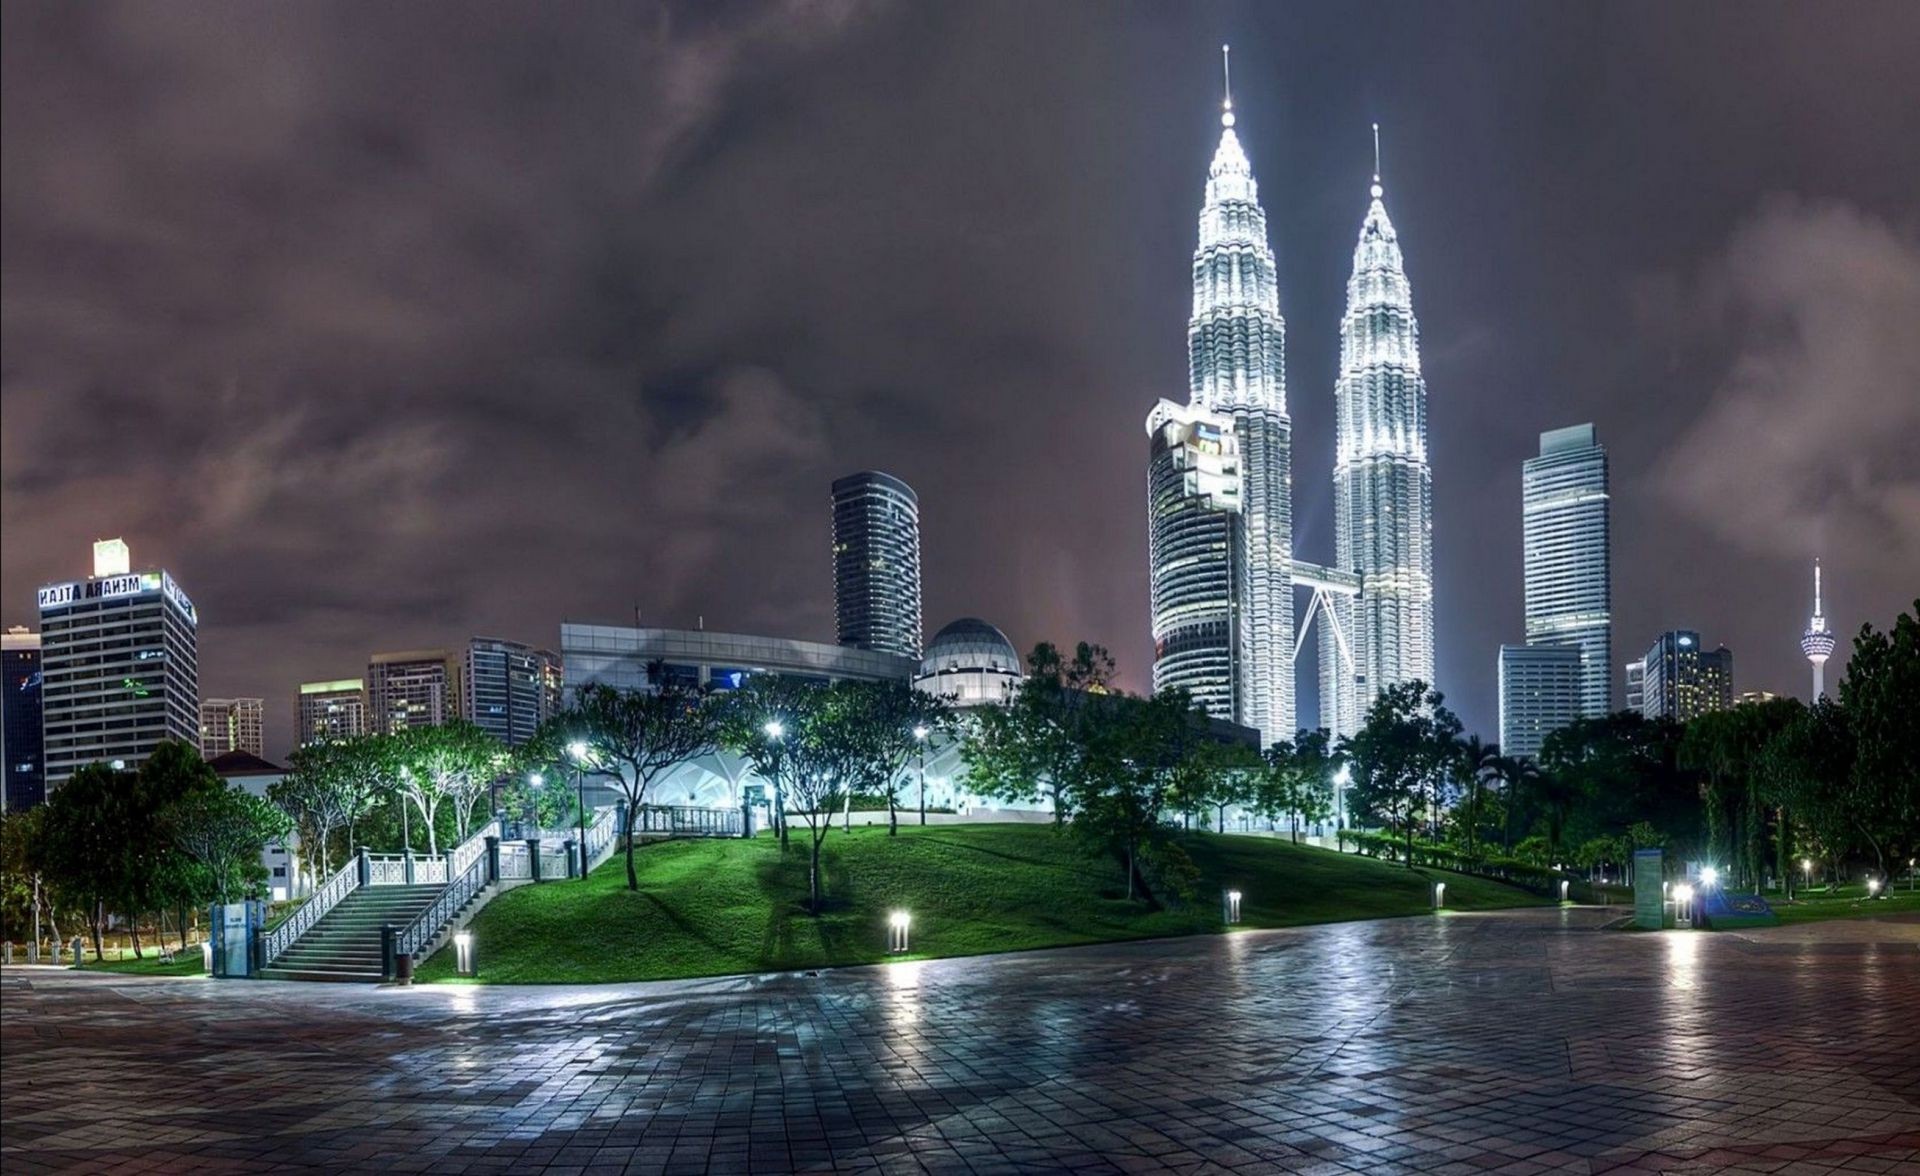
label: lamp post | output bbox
[1332,765,1351,849]
[763,719,787,847]
[913,725,930,826]
[527,772,544,838]
[568,741,589,880]
[397,766,413,851]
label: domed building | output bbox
[913,617,1023,707]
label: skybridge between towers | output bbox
[1291,558,1361,685]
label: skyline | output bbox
[5,4,1920,754]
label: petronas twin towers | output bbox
[1147,54,1433,744]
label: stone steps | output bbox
[260,884,444,982]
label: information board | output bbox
[1634,848,1664,930]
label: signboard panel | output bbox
[1634,848,1665,930]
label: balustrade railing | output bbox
[394,851,487,963]
[498,843,533,881]
[262,855,360,967]
[450,819,500,879]
[584,806,618,866]
[633,804,743,838]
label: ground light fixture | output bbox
[454,931,477,976]
[1700,866,1719,889]
[1432,881,1446,910]
[1223,889,1243,924]
[1674,883,1695,927]
[1559,880,1570,902]
[1867,877,1881,897]
[887,910,911,954]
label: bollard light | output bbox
[1433,882,1446,910]
[201,940,213,973]
[1867,877,1881,897]
[454,930,477,976]
[887,910,911,955]
[1674,883,1695,927]
[1223,889,1243,925]
[1559,880,1569,903]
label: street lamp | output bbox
[568,741,590,880]
[397,766,413,851]
[1332,765,1351,847]
[1700,866,1719,890]
[763,719,786,845]
[913,725,930,826]
[1802,858,1813,891]
[527,771,544,836]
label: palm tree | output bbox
[1453,736,1501,858]
[1487,754,1541,854]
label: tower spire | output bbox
[1371,122,1383,199]
[1813,558,1824,617]
[1221,44,1234,127]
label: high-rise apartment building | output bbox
[367,650,462,734]
[1146,399,1244,722]
[2,627,45,811]
[1521,425,1611,719]
[831,471,923,659]
[298,679,368,744]
[1323,129,1433,739]
[1149,56,1295,743]
[464,638,561,746]
[1497,643,1582,761]
[36,539,199,786]
[198,697,264,758]
[1638,631,1733,722]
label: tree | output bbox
[832,681,952,836]
[960,641,1116,824]
[37,762,141,960]
[780,681,870,914]
[1839,601,1920,883]
[1450,735,1501,858]
[1259,730,1337,843]
[390,721,504,854]
[1485,755,1540,853]
[1761,698,1854,892]
[1074,688,1205,902]
[165,784,289,904]
[717,675,831,852]
[271,739,385,877]
[1344,682,1462,867]
[564,683,720,890]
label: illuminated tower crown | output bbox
[1799,560,1835,700]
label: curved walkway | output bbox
[3,908,1916,1173]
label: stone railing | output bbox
[261,854,359,967]
[633,804,743,838]
[395,850,487,963]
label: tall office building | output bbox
[465,638,562,746]
[1150,51,1295,742]
[1324,127,1432,739]
[1623,659,1646,714]
[298,679,368,744]
[367,650,462,734]
[1638,631,1733,722]
[831,471,923,659]
[1521,424,1612,718]
[36,539,199,786]
[198,697,264,758]
[2,627,45,811]
[1497,643,1582,761]
[1799,560,1837,701]
[1146,399,1244,722]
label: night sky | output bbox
[5,2,1918,757]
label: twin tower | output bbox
[1147,51,1433,744]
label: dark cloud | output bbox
[5,1,1919,753]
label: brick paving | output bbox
[3,906,1916,1173]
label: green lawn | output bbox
[1768,883,1920,926]
[416,823,1548,984]
[80,952,206,977]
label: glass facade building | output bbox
[36,541,199,787]
[1497,643,1582,761]
[2,627,44,811]
[464,637,561,746]
[1146,399,1243,724]
[832,471,923,659]
[1324,152,1433,739]
[1638,631,1733,722]
[1521,424,1612,719]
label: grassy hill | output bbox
[414,823,1547,984]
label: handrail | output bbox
[262,854,359,966]
[450,818,500,878]
[394,851,487,961]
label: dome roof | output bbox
[918,617,1021,677]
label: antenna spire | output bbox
[1220,44,1234,127]
[1814,559,1823,616]
[1370,122,1383,199]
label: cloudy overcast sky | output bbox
[5,1,1918,754]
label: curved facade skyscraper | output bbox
[1323,151,1432,733]
[1148,63,1294,742]
[832,470,922,659]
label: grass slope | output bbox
[1768,883,1920,926]
[416,823,1546,984]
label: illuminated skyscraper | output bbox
[298,679,368,744]
[199,697,264,758]
[1799,560,1836,701]
[1522,424,1612,718]
[1323,127,1432,737]
[832,471,922,659]
[1151,47,1294,741]
[1638,630,1733,722]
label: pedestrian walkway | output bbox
[2,908,1915,1172]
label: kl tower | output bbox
[1799,560,1837,700]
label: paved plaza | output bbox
[3,907,1917,1174]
